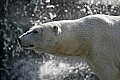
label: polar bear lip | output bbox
[22,44,34,48]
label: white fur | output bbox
[19,14,120,80]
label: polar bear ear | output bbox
[53,26,58,33]
[52,25,61,36]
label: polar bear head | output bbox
[18,22,62,54]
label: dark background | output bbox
[0,0,120,80]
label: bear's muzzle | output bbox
[18,37,34,48]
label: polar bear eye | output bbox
[33,30,38,33]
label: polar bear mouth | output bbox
[22,44,34,48]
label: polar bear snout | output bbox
[18,34,34,48]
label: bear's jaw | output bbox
[30,45,53,54]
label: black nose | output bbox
[18,37,21,44]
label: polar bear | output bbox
[18,14,120,80]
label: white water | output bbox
[38,60,70,80]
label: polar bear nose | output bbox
[18,37,21,45]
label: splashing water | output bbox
[11,59,71,80]
[38,60,90,80]
[38,60,70,80]
[10,56,97,80]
